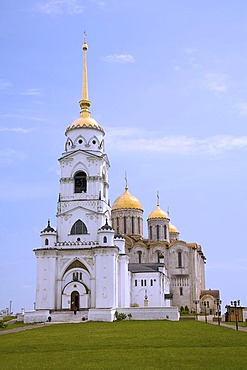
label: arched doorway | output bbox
[71,291,80,311]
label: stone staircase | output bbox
[49,310,88,323]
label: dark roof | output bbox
[128,263,164,273]
[200,290,220,299]
[41,220,55,233]
[99,219,114,231]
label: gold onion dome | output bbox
[169,223,179,233]
[112,186,143,211]
[66,116,104,134]
[148,205,169,220]
[65,35,104,135]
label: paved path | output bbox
[208,320,247,332]
[0,323,55,335]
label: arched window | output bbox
[74,171,87,193]
[124,216,127,234]
[178,251,182,268]
[116,217,119,233]
[103,236,107,243]
[132,216,135,234]
[71,220,87,235]
[45,238,49,246]
[138,217,141,234]
[149,226,152,240]
[156,225,160,240]
[164,225,167,240]
[137,250,142,263]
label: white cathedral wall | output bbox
[130,272,165,307]
[35,251,57,310]
[95,248,118,308]
[57,206,104,243]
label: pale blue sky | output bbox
[0,0,247,313]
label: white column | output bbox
[118,255,130,308]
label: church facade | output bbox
[26,39,206,323]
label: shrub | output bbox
[184,305,189,314]
[0,320,6,329]
[115,311,127,321]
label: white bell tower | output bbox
[56,36,111,245]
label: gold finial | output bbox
[79,31,91,117]
[157,191,160,207]
[125,172,128,190]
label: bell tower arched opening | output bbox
[74,171,87,193]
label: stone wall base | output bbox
[88,308,116,322]
[24,310,50,323]
[117,306,180,321]
[24,306,180,323]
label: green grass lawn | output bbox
[0,321,34,331]
[0,321,247,370]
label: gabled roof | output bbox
[129,263,164,273]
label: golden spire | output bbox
[79,31,91,118]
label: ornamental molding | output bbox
[88,176,101,181]
[61,158,74,166]
[55,241,99,247]
[60,177,73,183]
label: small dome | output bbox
[169,223,179,233]
[41,220,55,233]
[99,219,114,231]
[65,116,104,134]
[112,187,142,211]
[148,205,169,220]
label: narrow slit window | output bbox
[137,251,142,263]
[132,216,134,234]
[178,251,182,268]
[124,216,127,234]
[156,225,160,240]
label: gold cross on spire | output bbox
[157,191,160,206]
[125,171,128,190]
